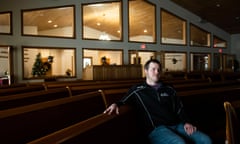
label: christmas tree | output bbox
[31,53,48,76]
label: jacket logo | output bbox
[160,92,169,96]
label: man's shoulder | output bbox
[131,82,147,90]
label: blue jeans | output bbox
[148,123,212,144]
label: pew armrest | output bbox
[224,101,240,144]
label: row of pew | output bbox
[0,78,227,110]
[24,84,240,144]
[0,77,240,143]
[163,71,240,82]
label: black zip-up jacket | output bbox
[116,81,190,135]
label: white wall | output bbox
[0,0,236,83]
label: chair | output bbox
[224,101,240,144]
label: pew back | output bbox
[0,87,71,110]
[0,85,46,96]
[69,83,135,96]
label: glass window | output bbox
[129,50,155,77]
[190,24,210,47]
[23,47,76,79]
[190,53,211,72]
[213,53,222,72]
[214,53,235,72]
[213,36,227,48]
[129,0,156,43]
[0,12,12,34]
[83,48,123,66]
[82,2,122,41]
[223,54,234,72]
[0,45,12,84]
[161,10,186,45]
[163,52,187,72]
[22,6,75,38]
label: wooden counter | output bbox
[83,65,142,80]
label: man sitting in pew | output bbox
[104,59,211,144]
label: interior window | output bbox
[83,48,123,66]
[0,45,12,84]
[129,0,156,43]
[22,6,75,38]
[163,52,187,72]
[190,53,211,71]
[82,2,122,41]
[190,24,210,47]
[23,47,76,79]
[213,36,227,48]
[0,12,12,34]
[161,9,186,45]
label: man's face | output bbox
[145,62,160,83]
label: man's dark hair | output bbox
[144,59,161,71]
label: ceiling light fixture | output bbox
[99,32,111,40]
[216,3,221,7]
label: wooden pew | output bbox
[0,83,28,89]
[222,72,240,81]
[27,106,145,144]
[0,79,219,110]
[224,101,240,144]
[185,71,205,80]
[0,90,107,144]
[0,85,46,96]
[101,84,240,143]
[100,88,129,106]
[172,79,240,91]
[0,87,71,110]
[177,85,240,143]
[1,79,239,144]
[26,85,240,144]
[163,78,210,85]
[69,83,137,96]
[43,79,144,89]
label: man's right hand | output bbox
[103,103,119,115]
